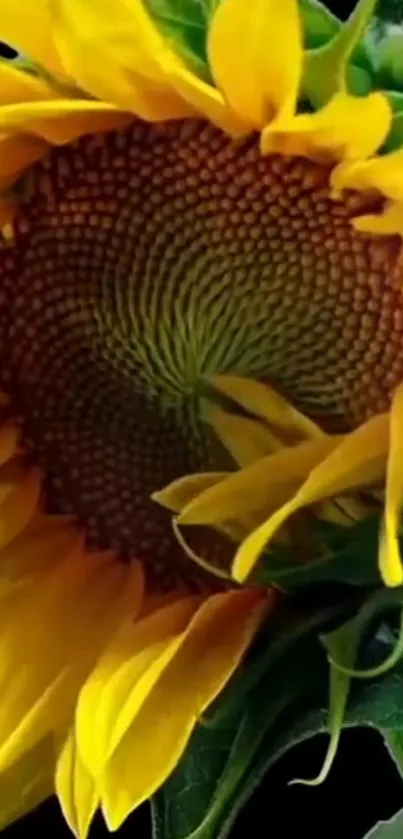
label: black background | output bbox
[3,0,403,835]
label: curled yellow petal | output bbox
[0,61,62,106]
[56,732,98,839]
[212,374,324,443]
[0,101,131,146]
[262,92,392,161]
[379,383,403,587]
[99,589,270,830]
[152,472,229,514]
[206,404,283,466]
[352,201,403,237]
[332,148,403,202]
[177,437,340,528]
[232,412,389,582]
[208,0,303,128]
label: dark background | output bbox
[4,0,403,836]
[5,729,403,838]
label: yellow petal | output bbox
[158,59,249,135]
[53,0,246,134]
[152,472,229,513]
[332,148,403,202]
[0,199,17,228]
[0,736,56,829]
[0,0,67,80]
[0,552,143,773]
[212,375,324,442]
[206,404,283,465]
[178,437,340,527]
[0,61,63,105]
[262,92,392,161]
[0,529,79,599]
[232,412,389,582]
[352,201,403,237]
[0,101,131,145]
[53,0,197,121]
[379,383,403,587]
[76,596,202,776]
[302,0,378,108]
[56,732,98,839]
[99,589,270,830]
[0,422,19,465]
[208,0,303,127]
[0,469,41,550]
[0,133,49,181]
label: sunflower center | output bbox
[1,119,403,585]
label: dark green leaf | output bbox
[364,808,403,838]
[152,606,331,839]
[299,0,340,48]
[385,111,403,151]
[383,730,403,778]
[255,517,383,589]
[144,0,212,80]
[377,33,403,90]
[152,587,403,839]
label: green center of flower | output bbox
[1,119,403,586]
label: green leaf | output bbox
[304,589,403,788]
[364,808,403,838]
[385,111,403,151]
[299,0,340,48]
[255,516,383,589]
[152,607,330,839]
[383,729,403,777]
[152,586,403,839]
[377,33,403,89]
[144,0,213,80]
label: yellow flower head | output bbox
[0,0,403,834]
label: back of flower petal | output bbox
[332,148,403,202]
[208,0,303,128]
[99,589,270,831]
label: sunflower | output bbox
[0,0,402,834]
